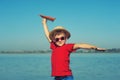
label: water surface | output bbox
[0,53,120,80]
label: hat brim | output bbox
[49,28,71,40]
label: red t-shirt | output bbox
[50,42,75,76]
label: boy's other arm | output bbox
[42,18,51,42]
[73,43,97,50]
[73,43,105,51]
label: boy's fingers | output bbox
[42,18,47,23]
[96,48,106,51]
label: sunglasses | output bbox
[55,36,66,42]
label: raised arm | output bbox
[73,43,106,51]
[42,18,51,42]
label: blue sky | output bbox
[0,0,120,50]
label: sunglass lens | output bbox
[55,38,59,42]
[61,37,65,40]
[55,37,65,42]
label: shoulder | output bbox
[65,43,75,47]
[66,43,75,52]
[50,42,57,50]
[65,43,76,51]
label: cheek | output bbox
[63,40,66,43]
[64,39,67,42]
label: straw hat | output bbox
[49,26,71,40]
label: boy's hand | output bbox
[95,48,106,51]
[42,18,47,24]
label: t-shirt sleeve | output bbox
[50,42,56,50]
[66,44,76,53]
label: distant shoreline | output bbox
[0,52,120,54]
[0,48,120,54]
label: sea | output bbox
[0,53,120,80]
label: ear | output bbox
[65,37,68,40]
[65,38,68,41]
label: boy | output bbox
[41,18,105,80]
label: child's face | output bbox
[54,33,67,46]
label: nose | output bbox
[58,39,62,42]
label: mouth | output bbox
[56,41,64,46]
